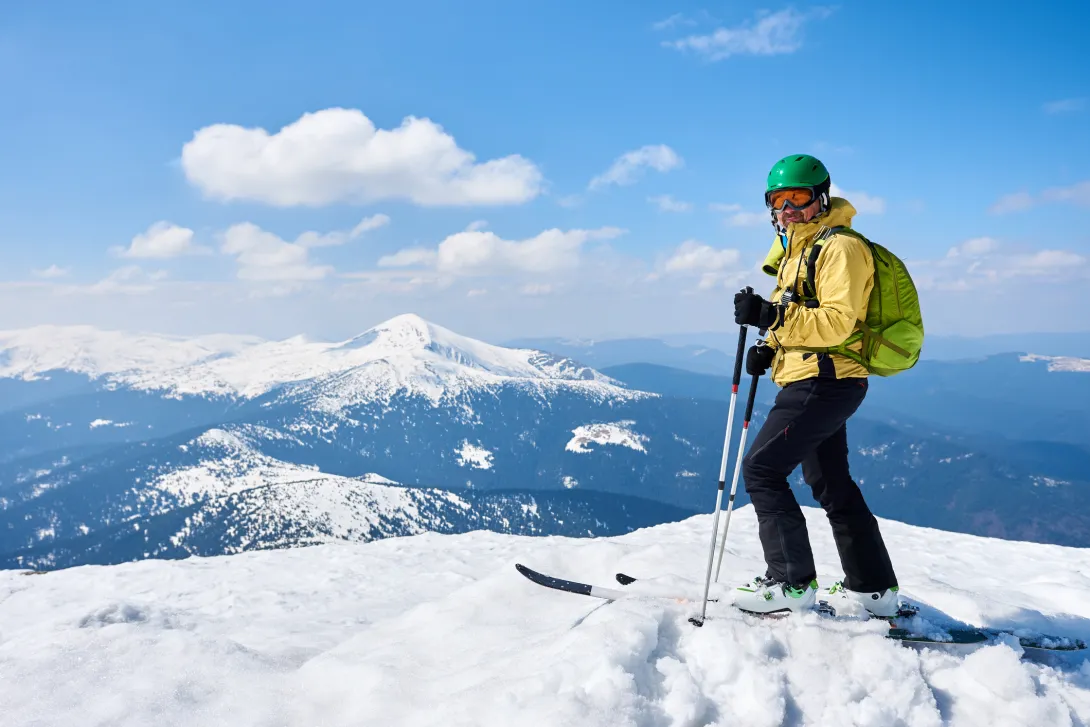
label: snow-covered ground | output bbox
[4,506,1090,726]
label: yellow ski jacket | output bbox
[760,197,873,386]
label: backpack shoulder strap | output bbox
[802,226,870,299]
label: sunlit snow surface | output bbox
[4,506,1090,726]
[0,314,644,405]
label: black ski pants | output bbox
[742,376,897,593]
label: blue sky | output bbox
[0,1,1087,341]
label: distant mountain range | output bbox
[2,315,1089,572]
[630,331,1090,362]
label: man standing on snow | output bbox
[729,154,900,616]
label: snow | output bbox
[567,420,649,454]
[0,314,646,407]
[455,440,494,470]
[3,506,1090,726]
[1020,354,1090,372]
[89,418,132,429]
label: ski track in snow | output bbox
[4,506,1090,726]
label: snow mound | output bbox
[567,421,649,454]
[3,507,1090,726]
[0,315,647,406]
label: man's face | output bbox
[774,196,823,228]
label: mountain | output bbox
[603,352,1090,448]
[4,506,1089,726]
[1,468,696,570]
[647,330,1090,362]
[6,315,1090,572]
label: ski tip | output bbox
[616,573,637,586]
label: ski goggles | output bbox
[765,187,816,211]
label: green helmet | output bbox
[766,154,830,192]
[764,154,832,215]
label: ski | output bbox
[618,573,1085,654]
[516,564,714,604]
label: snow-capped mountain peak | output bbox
[278,314,638,411]
[0,315,640,406]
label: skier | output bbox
[730,154,900,616]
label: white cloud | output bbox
[652,13,697,31]
[295,214,391,249]
[377,248,438,268]
[350,214,391,237]
[221,223,334,283]
[1044,98,1086,114]
[914,237,1088,292]
[33,265,70,279]
[946,237,999,258]
[181,108,543,207]
[990,181,1090,214]
[435,227,625,276]
[589,145,682,190]
[663,241,741,273]
[661,240,745,290]
[988,191,1036,214]
[648,194,693,212]
[727,210,768,227]
[80,266,164,295]
[710,202,767,226]
[666,7,833,62]
[520,283,554,296]
[465,220,489,232]
[556,194,584,208]
[112,222,209,259]
[709,202,742,213]
[467,288,488,298]
[829,183,886,214]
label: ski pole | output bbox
[713,331,766,583]
[689,306,750,628]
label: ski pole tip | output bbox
[688,616,705,627]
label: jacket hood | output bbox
[761,197,858,276]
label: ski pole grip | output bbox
[732,325,747,387]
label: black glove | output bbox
[734,290,781,329]
[746,344,776,376]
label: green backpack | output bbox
[800,226,924,377]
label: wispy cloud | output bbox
[989,181,1090,214]
[710,202,767,227]
[111,222,210,259]
[665,7,834,62]
[648,194,693,212]
[913,237,1088,292]
[830,183,886,215]
[652,13,697,31]
[589,145,682,190]
[32,265,70,279]
[1043,98,1086,115]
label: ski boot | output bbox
[733,575,818,615]
[823,581,907,619]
